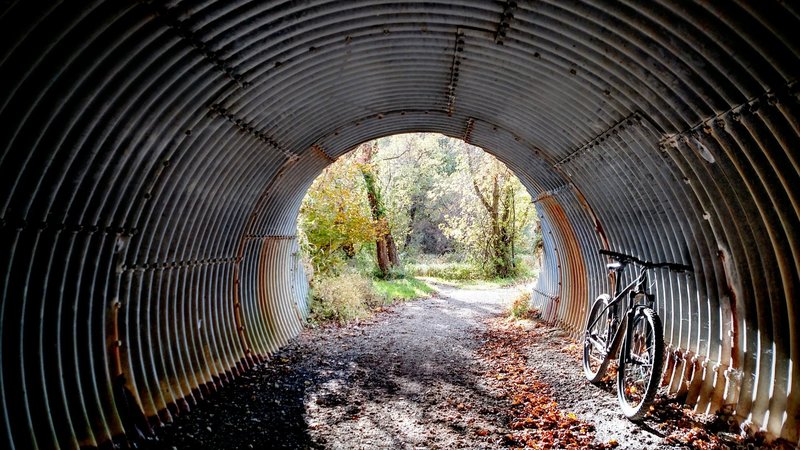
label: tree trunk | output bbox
[469,162,515,278]
[404,196,419,249]
[386,232,399,266]
[502,184,517,276]
[375,237,391,276]
[359,143,400,277]
[492,184,514,277]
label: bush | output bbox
[309,272,382,324]
[509,291,538,320]
[371,264,407,280]
[499,255,536,281]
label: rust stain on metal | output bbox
[463,117,476,143]
[445,29,465,116]
[537,196,588,332]
[493,0,517,45]
[311,144,336,163]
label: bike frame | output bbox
[583,249,690,419]
[586,262,655,360]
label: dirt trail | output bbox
[141,283,749,449]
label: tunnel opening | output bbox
[296,133,541,302]
[0,1,798,448]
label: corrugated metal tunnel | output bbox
[0,1,798,447]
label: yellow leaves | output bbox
[298,153,382,275]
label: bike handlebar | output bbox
[599,249,692,273]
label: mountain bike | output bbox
[582,249,692,420]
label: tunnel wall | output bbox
[0,1,798,448]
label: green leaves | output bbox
[438,144,536,278]
[298,133,540,280]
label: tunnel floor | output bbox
[140,285,779,450]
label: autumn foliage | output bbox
[478,318,618,449]
[480,316,796,450]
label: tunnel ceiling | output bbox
[0,1,798,448]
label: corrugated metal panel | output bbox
[531,205,562,324]
[0,0,798,447]
[532,184,607,338]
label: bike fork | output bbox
[606,314,628,362]
[621,308,636,364]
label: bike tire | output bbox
[616,307,664,420]
[583,294,612,383]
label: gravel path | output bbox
[140,283,751,449]
[143,283,522,449]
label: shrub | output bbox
[371,264,407,280]
[509,291,538,320]
[309,272,382,324]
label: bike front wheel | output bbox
[583,294,612,383]
[617,307,664,420]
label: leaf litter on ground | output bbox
[476,317,618,449]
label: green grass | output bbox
[406,261,482,281]
[406,253,538,286]
[373,277,435,303]
[416,276,528,290]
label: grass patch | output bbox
[407,260,483,281]
[407,253,538,286]
[373,277,435,303]
[308,273,434,325]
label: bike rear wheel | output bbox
[583,294,612,383]
[617,307,664,420]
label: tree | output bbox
[467,155,516,277]
[299,133,537,280]
[357,142,400,278]
[439,143,534,278]
[374,133,460,254]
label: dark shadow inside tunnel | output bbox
[138,284,508,450]
[139,351,319,450]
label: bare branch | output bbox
[373,145,412,163]
[465,150,493,213]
